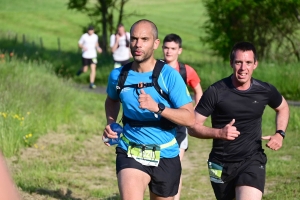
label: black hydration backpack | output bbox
[178,62,187,84]
[117,60,187,99]
[116,60,178,130]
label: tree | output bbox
[68,0,131,54]
[202,0,300,62]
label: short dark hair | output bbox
[88,25,94,31]
[117,23,124,29]
[130,19,158,39]
[163,34,182,48]
[230,41,258,62]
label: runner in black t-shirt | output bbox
[188,41,290,200]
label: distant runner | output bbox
[77,25,102,89]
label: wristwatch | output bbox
[276,130,285,139]
[155,103,165,114]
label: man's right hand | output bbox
[219,119,240,140]
[102,124,118,146]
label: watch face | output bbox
[158,103,165,110]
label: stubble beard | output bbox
[133,51,152,64]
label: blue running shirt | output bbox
[107,63,192,158]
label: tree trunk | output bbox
[99,0,108,54]
[117,0,127,25]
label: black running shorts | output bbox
[116,147,181,197]
[210,152,267,200]
[82,57,96,66]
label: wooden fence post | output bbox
[57,37,61,52]
[14,34,18,44]
[40,37,43,49]
[22,34,26,45]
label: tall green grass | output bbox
[0,56,69,156]
[0,55,107,157]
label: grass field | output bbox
[0,0,300,199]
[1,0,299,100]
[0,0,209,59]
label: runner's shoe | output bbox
[89,84,97,89]
[76,69,83,76]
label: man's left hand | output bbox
[262,134,283,151]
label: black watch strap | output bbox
[156,103,165,114]
[276,130,285,139]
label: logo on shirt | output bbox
[120,87,130,93]
[252,100,259,104]
[259,165,265,170]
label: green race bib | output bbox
[208,161,224,183]
[127,144,161,167]
[114,62,121,68]
[92,58,97,64]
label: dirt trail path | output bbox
[14,130,116,200]
[10,128,214,199]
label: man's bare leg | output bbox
[90,63,96,85]
[174,148,185,200]
[118,168,150,200]
[150,191,175,200]
[235,186,262,200]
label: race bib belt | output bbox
[208,161,224,183]
[121,136,176,167]
[128,144,160,167]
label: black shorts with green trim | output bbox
[82,57,96,66]
[116,147,181,197]
[210,151,267,200]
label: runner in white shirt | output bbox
[77,25,102,89]
[110,23,131,68]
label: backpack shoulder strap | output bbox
[125,32,130,47]
[178,62,187,84]
[116,61,133,99]
[152,60,170,102]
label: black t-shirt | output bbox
[195,75,283,162]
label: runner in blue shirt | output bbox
[103,19,195,200]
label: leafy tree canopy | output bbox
[202,0,300,62]
[68,0,132,53]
